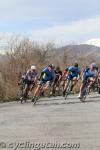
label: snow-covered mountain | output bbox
[82,38,100,47]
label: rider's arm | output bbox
[33,74,38,84]
[62,69,68,78]
[77,70,81,80]
[40,67,48,80]
[39,71,44,80]
[67,66,73,76]
[58,71,62,82]
[58,75,62,82]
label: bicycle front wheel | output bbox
[65,80,72,100]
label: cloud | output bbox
[30,16,100,45]
[0,0,100,22]
[0,0,100,52]
[1,16,100,47]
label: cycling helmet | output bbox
[31,65,36,70]
[48,64,55,69]
[91,63,97,68]
[74,63,78,67]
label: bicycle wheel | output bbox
[80,88,87,102]
[48,85,53,97]
[17,85,24,102]
[33,97,39,105]
[65,80,72,100]
[98,86,100,94]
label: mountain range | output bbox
[54,44,100,64]
[0,38,100,62]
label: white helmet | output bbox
[31,65,36,70]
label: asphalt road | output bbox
[0,93,100,150]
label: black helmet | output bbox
[74,63,78,67]
[48,64,55,69]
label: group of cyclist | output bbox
[18,62,100,103]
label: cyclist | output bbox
[90,66,99,92]
[20,65,38,101]
[32,64,55,102]
[17,72,27,99]
[62,63,81,96]
[98,69,100,94]
[78,63,98,99]
[51,66,62,96]
[17,72,26,86]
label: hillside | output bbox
[55,44,100,62]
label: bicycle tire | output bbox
[98,87,100,94]
[33,97,39,105]
[81,88,87,102]
[65,80,72,100]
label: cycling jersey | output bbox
[54,70,62,82]
[41,67,55,82]
[68,66,81,76]
[24,69,38,84]
[83,67,97,80]
[64,66,80,80]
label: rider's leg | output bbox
[78,74,88,98]
[34,85,41,97]
[78,81,85,98]
[52,82,56,95]
[23,84,29,98]
[88,77,95,91]
[31,84,41,102]
[70,77,78,91]
[32,80,46,102]
[43,82,50,92]
[30,84,34,91]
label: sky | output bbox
[0,0,100,46]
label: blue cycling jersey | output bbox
[83,67,97,79]
[68,66,81,77]
[42,67,55,81]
